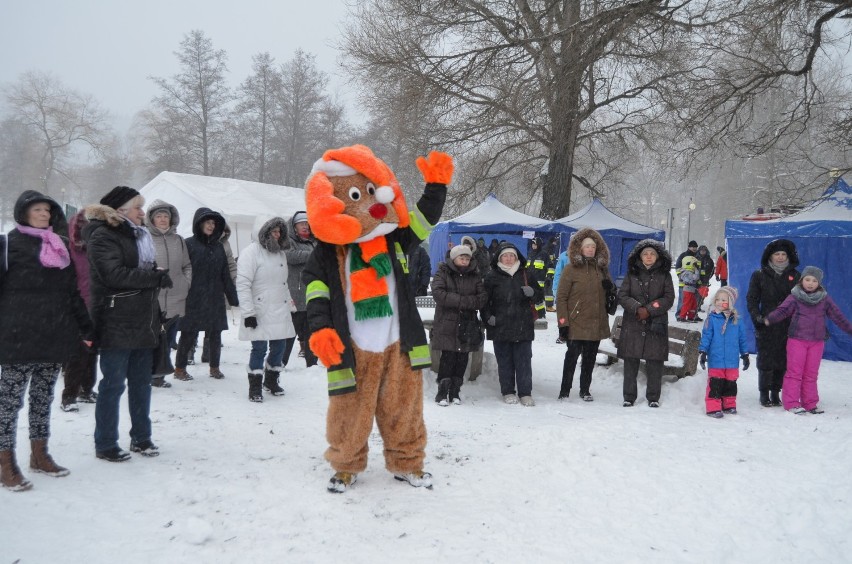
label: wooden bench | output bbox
[599,315,701,378]
[417,295,547,381]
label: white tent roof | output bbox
[447,193,555,229]
[557,199,660,234]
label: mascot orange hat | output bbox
[305,145,410,245]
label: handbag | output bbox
[152,315,178,376]
[603,279,618,315]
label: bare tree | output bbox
[235,52,281,182]
[4,71,110,198]
[149,30,232,176]
[0,117,44,228]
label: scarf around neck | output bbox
[16,224,71,269]
[792,285,826,305]
[126,218,156,270]
[769,260,789,275]
[497,260,521,276]
[349,237,393,321]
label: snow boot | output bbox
[759,391,771,407]
[706,411,724,419]
[173,367,193,381]
[769,390,782,406]
[129,439,160,457]
[394,470,433,489]
[29,439,70,477]
[209,367,225,379]
[435,378,450,404]
[0,449,33,492]
[248,372,263,403]
[263,364,285,396]
[327,471,357,493]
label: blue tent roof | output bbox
[725,177,852,361]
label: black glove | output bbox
[487,315,496,326]
[699,351,707,370]
[244,316,258,329]
[158,271,173,289]
[602,279,614,291]
[741,354,750,371]
[559,325,570,341]
[521,285,534,298]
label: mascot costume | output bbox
[303,145,453,493]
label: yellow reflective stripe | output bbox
[547,268,555,275]
[408,345,431,368]
[306,280,330,302]
[408,206,433,241]
[537,280,545,287]
[533,261,544,270]
[394,242,409,274]
[328,368,356,392]
[535,303,545,312]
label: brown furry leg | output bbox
[374,342,427,474]
[324,346,381,473]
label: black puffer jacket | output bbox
[0,191,93,363]
[430,260,487,352]
[746,239,801,370]
[84,204,162,349]
[181,208,239,332]
[616,239,675,361]
[482,243,543,342]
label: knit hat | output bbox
[801,266,824,284]
[292,211,308,225]
[688,240,698,248]
[461,235,476,249]
[715,286,738,305]
[716,246,724,253]
[100,186,140,210]
[498,247,518,260]
[450,244,472,261]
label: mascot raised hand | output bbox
[303,144,453,493]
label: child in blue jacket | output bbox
[698,286,749,418]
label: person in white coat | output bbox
[236,217,297,402]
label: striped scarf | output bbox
[349,237,393,320]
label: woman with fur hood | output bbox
[616,239,675,407]
[0,191,94,490]
[237,217,297,402]
[146,200,192,388]
[555,228,613,402]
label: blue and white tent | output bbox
[556,199,665,283]
[428,194,572,274]
[725,177,852,361]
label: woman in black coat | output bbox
[746,239,800,407]
[616,239,675,407]
[482,243,543,406]
[430,245,487,406]
[0,190,94,491]
[175,208,239,380]
[86,187,172,462]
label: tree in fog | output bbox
[148,30,232,176]
[234,52,281,183]
[0,117,44,228]
[4,71,110,198]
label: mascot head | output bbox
[305,145,410,245]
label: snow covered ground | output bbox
[3,278,851,563]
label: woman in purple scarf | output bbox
[0,190,94,492]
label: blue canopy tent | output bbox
[725,177,852,361]
[555,199,665,284]
[428,194,573,274]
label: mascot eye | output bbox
[348,187,362,201]
[366,182,376,196]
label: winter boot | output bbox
[759,391,771,407]
[769,390,782,406]
[327,471,357,493]
[248,372,263,403]
[173,367,194,381]
[435,378,451,406]
[209,367,225,380]
[263,364,285,396]
[0,449,33,492]
[394,470,433,489]
[29,439,70,477]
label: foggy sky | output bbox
[1,0,351,120]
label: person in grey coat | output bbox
[283,211,318,367]
[146,200,192,388]
[616,239,675,407]
[430,245,487,405]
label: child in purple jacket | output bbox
[765,266,852,415]
[698,286,749,418]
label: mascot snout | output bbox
[369,203,388,219]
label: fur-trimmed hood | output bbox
[627,238,672,275]
[567,227,609,268]
[255,217,290,253]
[145,199,180,235]
[489,241,528,269]
[14,190,68,237]
[760,238,799,270]
[84,203,125,227]
[191,207,226,243]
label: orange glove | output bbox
[416,151,454,185]
[309,327,345,368]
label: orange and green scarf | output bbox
[349,237,394,320]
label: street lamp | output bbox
[686,199,696,245]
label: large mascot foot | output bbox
[394,470,433,489]
[327,471,358,493]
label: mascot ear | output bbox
[305,171,362,244]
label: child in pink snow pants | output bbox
[698,287,749,418]
[765,266,852,415]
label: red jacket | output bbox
[715,252,728,280]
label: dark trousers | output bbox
[493,340,533,397]
[287,311,317,367]
[560,339,600,396]
[622,357,664,403]
[437,350,469,399]
[95,348,153,452]
[758,369,784,393]
[61,342,98,403]
[177,330,221,369]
